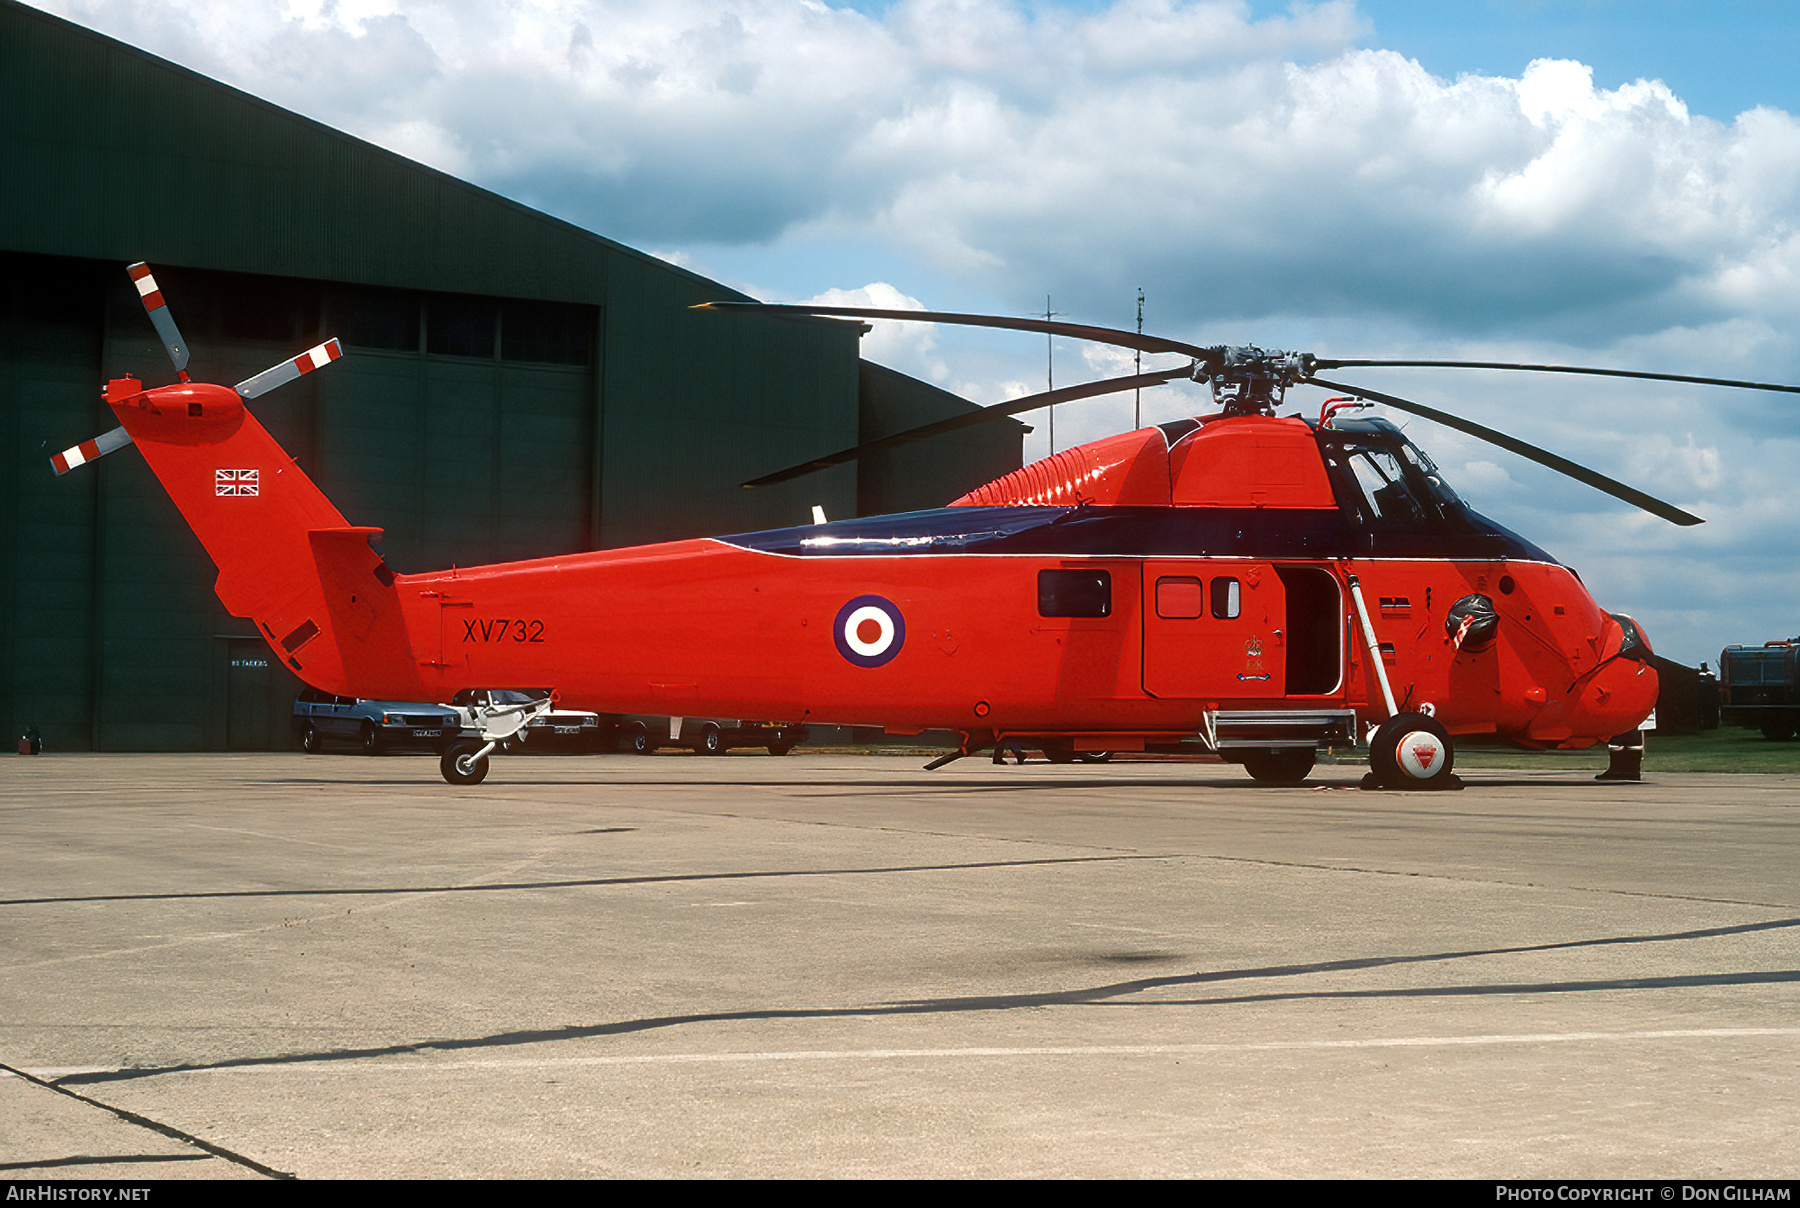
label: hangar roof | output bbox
[0,0,740,306]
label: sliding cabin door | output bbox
[1142,563,1343,701]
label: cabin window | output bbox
[1039,569,1111,618]
[1155,576,1205,619]
[1211,577,1241,619]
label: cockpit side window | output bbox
[1319,427,1463,529]
[1397,442,1463,509]
[1347,448,1425,525]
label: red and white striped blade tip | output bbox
[50,426,134,475]
[235,338,344,399]
[126,262,189,372]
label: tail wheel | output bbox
[1242,749,1315,784]
[299,725,322,754]
[440,739,490,786]
[698,724,724,755]
[1369,713,1454,789]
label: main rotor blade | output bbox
[743,366,1191,488]
[696,301,1218,362]
[235,338,344,399]
[126,263,190,373]
[1311,376,1704,526]
[1314,359,1800,396]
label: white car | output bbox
[615,715,806,756]
[449,689,604,752]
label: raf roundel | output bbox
[834,595,906,668]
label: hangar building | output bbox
[0,1,1023,751]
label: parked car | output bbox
[449,688,606,751]
[292,689,461,754]
[615,716,806,756]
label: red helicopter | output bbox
[55,265,1798,787]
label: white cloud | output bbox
[804,281,949,382]
[39,2,1800,347]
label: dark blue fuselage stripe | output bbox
[720,505,1559,565]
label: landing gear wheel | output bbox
[698,724,723,755]
[1076,750,1113,763]
[300,725,322,754]
[1759,719,1796,741]
[767,742,793,756]
[360,722,383,755]
[1242,748,1315,784]
[627,723,652,755]
[1367,713,1458,790]
[440,739,490,786]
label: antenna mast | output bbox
[1135,287,1144,429]
[1040,295,1063,452]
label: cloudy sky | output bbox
[32,0,1800,667]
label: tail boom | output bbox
[107,375,428,700]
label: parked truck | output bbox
[1718,640,1800,739]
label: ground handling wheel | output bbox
[440,738,491,786]
[1366,712,1459,790]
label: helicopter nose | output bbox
[1574,613,1659,737]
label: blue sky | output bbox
[30,1,1800,666]
[1352,1,1800,120]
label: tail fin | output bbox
[105,374,426,700]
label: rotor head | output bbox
[1191,347,1320,415]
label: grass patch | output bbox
[1449,726,1800,773]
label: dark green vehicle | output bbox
[1719,640,1800,739]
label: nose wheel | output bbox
[1366,713,1460,790]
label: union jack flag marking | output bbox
[216,468,259,496]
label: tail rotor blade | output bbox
[1311,376,1704,526]
[50,426,134,476]
[126,263,190,374]
[743,366,1190,488]
[236,338,344,399]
